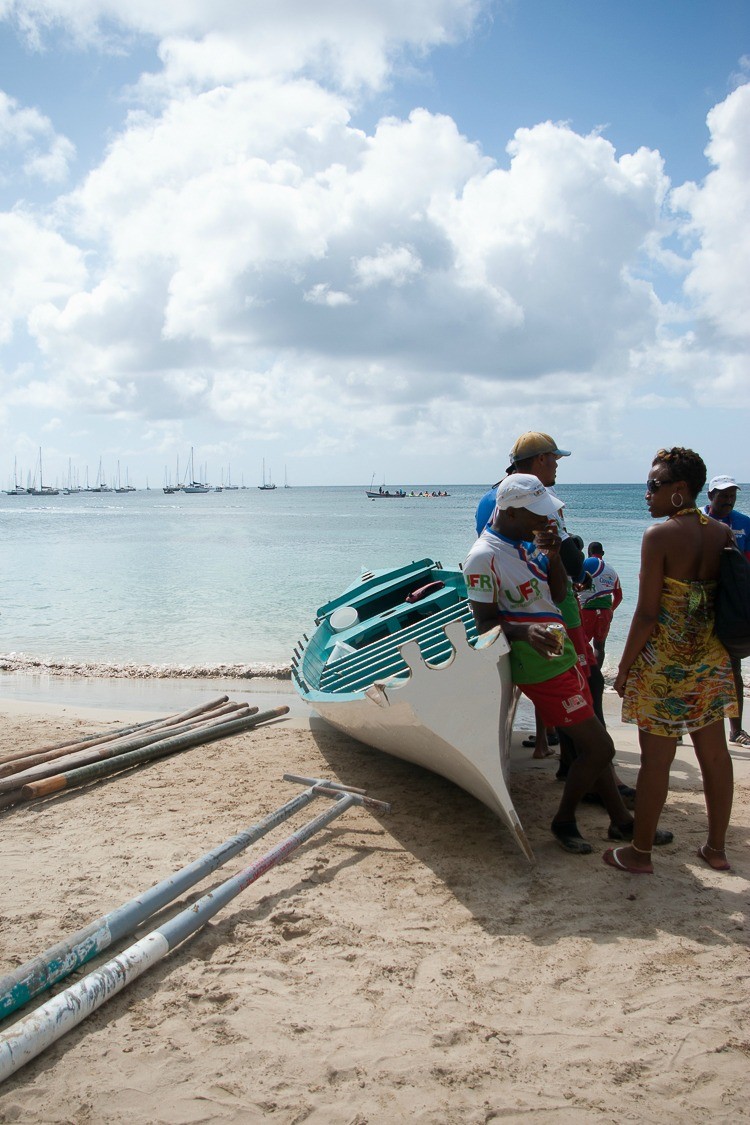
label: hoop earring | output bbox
[671,492,684,508]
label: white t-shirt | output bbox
[463,528,577,684]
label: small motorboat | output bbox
[291,557,532,859]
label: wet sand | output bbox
[0,687,748,1122]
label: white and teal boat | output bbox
[292,557,532,860]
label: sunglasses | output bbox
[646,477,673,493]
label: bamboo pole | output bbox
[0,778,327,1019]
[20,707,288,801]
[0,696,232,772]
[0,716,172,770]
[0,704,254,792]
[0,787,390,1083]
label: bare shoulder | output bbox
[642,521,670,546]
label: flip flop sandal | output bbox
[696,844,731,871]
[602,847,653,874]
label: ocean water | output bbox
[0,482,713,679]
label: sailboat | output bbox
[4,457,29,495]
[88,457,112,493]
[28,448,59,496]
[258,459,276,491]
[115,462,136,493]
[284,465,291,489]
[224,464,238,490]
[182,448,211,493]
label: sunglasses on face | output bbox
[646,477,673,493]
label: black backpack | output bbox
[715,543,750,659]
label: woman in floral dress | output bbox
[604,447,736,874]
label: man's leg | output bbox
[551,717,617,852]
[728,656,748,744]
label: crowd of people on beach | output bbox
[466,431,747,875]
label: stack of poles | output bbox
[0,776,391,1084]
[0,696,290,810]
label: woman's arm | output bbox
[613,525,665,697]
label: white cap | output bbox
[709,474,740,493]
[493,474,565,517]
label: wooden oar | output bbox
[0,695,232,772]
[21,707,289,800]
[0,705,255,793]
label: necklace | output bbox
[669,506,708,524]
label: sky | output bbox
[0,0,748,489]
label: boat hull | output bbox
[292,561,532,860]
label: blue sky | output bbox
[0,0,748,489]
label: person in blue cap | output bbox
[703,474,750,747]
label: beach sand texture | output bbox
[0,695,749,1123]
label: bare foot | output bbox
[532,745,557,759]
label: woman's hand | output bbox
[613,666,629,697]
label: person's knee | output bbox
[599,730,616,763]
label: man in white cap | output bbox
[475,431,589,763]
[463,474,668,854]
[703,474,750,746]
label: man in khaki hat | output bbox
[474,432,587,761]
[474,431,571,535]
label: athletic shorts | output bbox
[520,664,595,728]
[581,607,613,645]
[567,622,594,670]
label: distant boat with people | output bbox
[366,486,406,499]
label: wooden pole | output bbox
[20,707,288,801]
[0,695,232,772]
[0,705,255,792]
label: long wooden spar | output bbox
[0,781,391,1084]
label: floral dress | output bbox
[622,576,737,736]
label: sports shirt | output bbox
[463,528,577,685]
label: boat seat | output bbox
[319,598,471,685]
[319,602,479,695]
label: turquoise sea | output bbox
[0,482,729,680]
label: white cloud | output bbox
[304,283,354,307]
[0,89,75,182]
[1,0,482,90]
[17,92,677,432]
[0,2,747,483]
[671,82,750,346]
[0,211,86,344]
[354,244,423,287]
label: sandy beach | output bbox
[1,683,749,1123]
